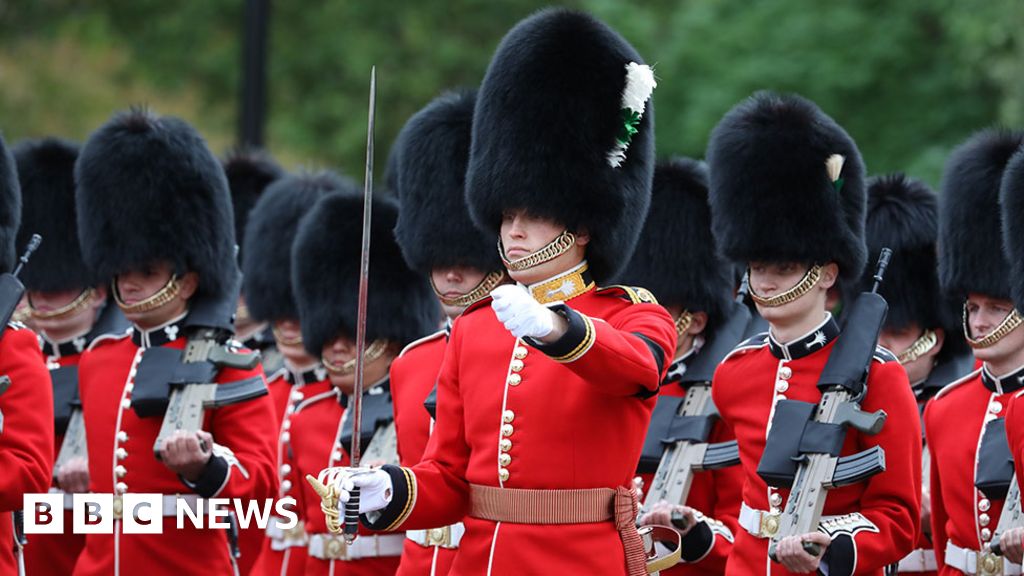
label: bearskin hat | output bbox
[242,171,346,323]
[13,138,92,291]
[393,89,500,275]
[223,148,285,264]
[465,8,656,282]
[292,189,440,356]
[938,129,1023,302]
[0,135,21,274]
[707,91,867,280]
[76,108,238,303]
[999,145,1024,312]
[616,158,730,331]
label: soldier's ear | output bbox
[928,328,946,359]
[178,271,200,301]
[575,227,591,246]
[90,285,108,309]
[819,262,839,290]
[688,311,708,336]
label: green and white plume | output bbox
[607,62,656,168]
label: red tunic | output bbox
[367,281,677,576]
[72,317,278,576]
[290,382,401,576]
[0,325,54,576]
[390,330,458,576]
[251,365,329,576]
[927,366,1024,575]
[713,316,921,575]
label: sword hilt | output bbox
[344,486,360,543]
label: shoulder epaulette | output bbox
[462,296,493,316]
[721,332,769,363]
[934,368,982,401]
[596,285,659,305]
[1015,387,1024,399]
[294,388,339,413]
[399,329,446,358]
[87,328,131,351]
[872,346,899,363]
[6,321,25,331]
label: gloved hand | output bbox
[490,284,555,339]
[317,467,393,514]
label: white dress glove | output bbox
[317,467,393,514]
[490,284,555,339]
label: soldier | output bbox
[389,89,508,575]
[629,158,744,574]
[314,9,677,576]
[13,138,128,576]
[70,108,278,575]
[925,130,1024,575]
[0,134,55,576]
[245,172,338,576]
[291,188,440,576]
[225,149,285,360]
[849,174,973,575]
[706,92,921,574]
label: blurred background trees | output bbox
[1,0,1020,185]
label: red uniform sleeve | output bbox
[0,328,55,510]
[185,365,278,501]
[527,302,676,397]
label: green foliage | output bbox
[0,0,1019,186]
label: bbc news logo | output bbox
[23,494,299,534]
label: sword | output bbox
[343,65,377,544]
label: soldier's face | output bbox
[966,294,1024,364]
[499,210,589,284]
[273,319,316,367]
[321,336,394,394]
[431,266,488,319]
[115,262,197,328]
[748,261,836,326]
[28,287,107,340]
[879,323,943,384]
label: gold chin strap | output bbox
[964,306,1023,349]
[674,311,694,337]
[433,270,507,308]
[897,329,938,365]
[113,275,181,314]
[29,288,96,321]
[322,339,389,375]
[748,265,822,308]
[272,325,304,346]
[235,302,251,323]
[498,231,576,272]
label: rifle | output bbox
[763,250,892,561]
[0,235,41,434]
[990,475,1022,558]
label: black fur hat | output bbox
[0,135,21,274]
[999,145,1024,312]
[14,138,92,291]
[707,91,867,280]
[854,174,960,335]
[465,8,656,282]
[242,171,345,323]
[223,148,285,264]
[616,158,730,330]
[393,89,500,275]
[292,189,441,356]
[76,108,238,302]
[938,128,1023,301]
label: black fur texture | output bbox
[465,8,654,282]
[938,128,1023,301]
[707,91,867,280]
[223,148,285,263]
[1000,146,1024,312]
[75,108,238,301]
[615,158,730,331]
[292,189,441,356]
[0,135,21,274]
[14,138,92,291]
[393,89,501,275]
[242,171,347,323]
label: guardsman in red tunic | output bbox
[389,89,509,575]
[13,138,128,576]
[0,134,55,576]
[706,92,922,574]
[845,174,973,576]
[987,142,1024,564]
[628,158,744,574]
[924,129,1024,575]
[245,172,337,576]
[70,108,278,576]
[291,188,441,576]
[313,10,678,575]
